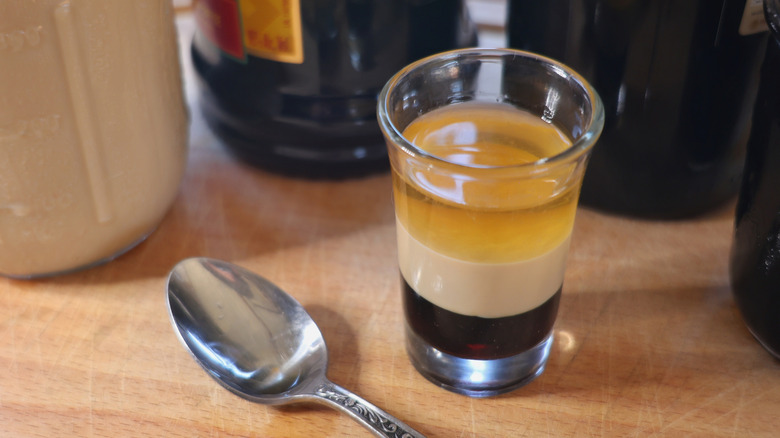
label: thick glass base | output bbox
[405,324,553,398]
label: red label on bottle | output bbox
[194,0,245,60]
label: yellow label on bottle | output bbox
[238,0,304,64]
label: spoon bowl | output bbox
[167,257,425,437]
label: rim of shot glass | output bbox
[377,47,605,174]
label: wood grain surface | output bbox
[0,13,778,438]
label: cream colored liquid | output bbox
[0,1,188,277]
[393,101,579,317]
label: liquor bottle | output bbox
[729,0,780,359]
[0,0,187,277]
[507,0,769,218]
[191,0,476,177]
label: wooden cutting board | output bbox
[0,13,777,438]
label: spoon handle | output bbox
[313,381,426,438]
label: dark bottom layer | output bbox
[403,276,561,360]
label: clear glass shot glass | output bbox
[377,48,604,397]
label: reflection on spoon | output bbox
[166,257,425,438]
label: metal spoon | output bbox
[166,257,425,438]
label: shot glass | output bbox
[377,48,603,397]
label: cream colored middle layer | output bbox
[397,221,570,318]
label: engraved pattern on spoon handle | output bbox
[314,382,426,438]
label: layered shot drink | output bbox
[378,49,603,396]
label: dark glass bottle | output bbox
[191,0,476,177]
[729,0,780,359]
[507,0,768,218]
